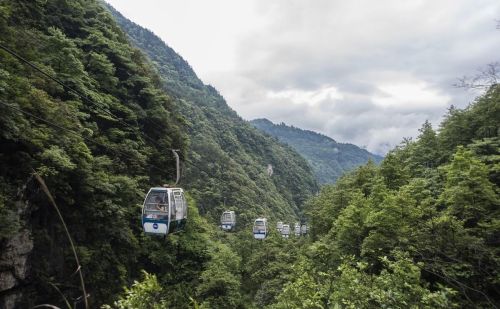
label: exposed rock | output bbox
[0,201,33,309]
[1,292,22,309]
[0,271,17,291]
[0,229,33,278]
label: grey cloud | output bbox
[105,0,498,154]
[214,0,500,154]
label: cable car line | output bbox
[0,42,178,153]
[1,99,302,238]
[0,43,260,179]
[0,100,168,175]
[0,30,178,138]
[1,44,306,239]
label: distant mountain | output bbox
[251,119,383,184]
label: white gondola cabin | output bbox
[253,218,268,239]
[301,224,307,235]
[281,224,290,238]
[142,187,187,236]
[276,221,283,232]
[294,222,301,236]
[220,211,236,231]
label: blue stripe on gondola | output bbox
[142,217,168,224]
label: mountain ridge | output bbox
[251,118,383,184]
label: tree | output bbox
[439,147,499,230]
[410,120,440,173]
[103,271,169,309]
[197,243,242,309]
[328,253,457,308]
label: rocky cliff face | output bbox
[0,201,33,309]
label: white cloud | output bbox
[268,86,343,107]
[373,82,451,110]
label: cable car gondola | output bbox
[220,210,236,231]
[141,150,187,236]
[142,187,187,235]
[276,221,283,232]
[281,224,290,238]
[253,218,268,239]
[294,222,301,237]
[300,224,307,235]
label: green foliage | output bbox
[270,261,325,309]
[103,271,169,309]
[197,243,242,308]
[0,188,20,239]
[439,146,499,229]
[379,149,411,190]
[411,120,440,171]
[328,253,456,308]
[438,86,500,161]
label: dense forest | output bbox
[251,118,383,184]
[102,85,500,308]
[0,0,499,308]
[0,0,315,307]
[269,90,500,307]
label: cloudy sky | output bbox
[106,0,500,155]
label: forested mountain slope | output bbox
[1,0,498,308]
[106,5,318,226]
[0,0,317,308]
[251,118,383,184]
[0,0,197,306]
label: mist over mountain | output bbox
[251,118,383,184]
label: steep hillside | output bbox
[0,0,196,306]
[106,5,318,225]
[0,1,317,308]
[251,118,383,184]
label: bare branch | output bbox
[454,62,500,90]
[33,171,89,309]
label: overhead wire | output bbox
[0,42,177,152]
[0,41,282,204]
[0,41,201,180]
[0,100,168,175]
[0,39,246,179]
